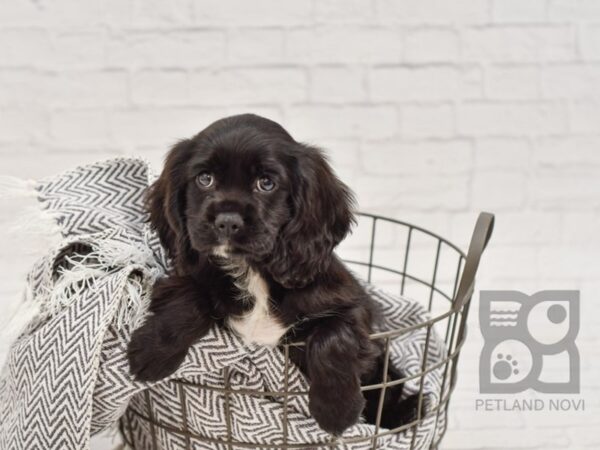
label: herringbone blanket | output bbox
[0,158,447,450]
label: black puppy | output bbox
[128,114,416,435]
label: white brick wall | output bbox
[1,1,599,449]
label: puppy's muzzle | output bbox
[214,212,244,239]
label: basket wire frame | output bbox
[120,212,494,450]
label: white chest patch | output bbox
[223,262,288,347]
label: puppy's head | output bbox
[148,114,354,288]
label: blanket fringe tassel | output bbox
[44,238,157,329]
[0,176,39,199]
[0,176,62,340]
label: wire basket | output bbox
[120,212,494,450]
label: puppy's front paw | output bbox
[394,393,420,426]
[127,325,187,382]
[309,380,365,436]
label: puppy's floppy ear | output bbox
[267,144,355,288]
[146,139,196,270]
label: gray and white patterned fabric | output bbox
[0,158,447,450]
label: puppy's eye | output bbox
[257,176,275,192]
[196,172,214,188]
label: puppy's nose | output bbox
[214,212,244,238]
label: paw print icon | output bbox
[479,290,579,394]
